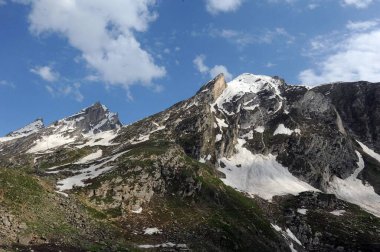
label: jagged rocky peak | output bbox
[196,73,227,102]
[6,118,44,137]
[54,102,122,134]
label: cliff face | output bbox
[314,82,380,153]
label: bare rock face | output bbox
[314,82,380,153]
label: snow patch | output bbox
[271,224,302,252]
[329,210,346,216]
[144,227,161,235]
[327,149,380,217]
[27,133,77,153]
[75,150,103,164]
[297,208,307,215]
[273,124,300,136]
[216,134,222,142]
[56,150,129,191]
[254,126,265,133]
[358,141,380,164]
[286,228,302,245]
[131,207,143,214]
[218,139,317,201]
[138,243,187,249]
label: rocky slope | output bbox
[0,73,380,251]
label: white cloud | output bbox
[209,65,232,81]
[30,66,59,82]
[211,27,295,47]
[342,0,373,8]
[0,80,15,88]
[45,82,84,102]
[205,0,243,14]
[193,55,232,81]
[193,55,209,74]
[347,20,379,31]
[0,0,6,6]
[299,20,380,86]
[20,0,165,92]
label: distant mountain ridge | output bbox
[1,73,380,251]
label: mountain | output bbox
[1,74,380,251]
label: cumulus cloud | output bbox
[299,20,380,86]
[342,0,373,8]
[193,55,232,81]
[30,66,59,82]
[20,0,165,93]
[205,0,243,14]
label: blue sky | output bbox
[1,0,380,135]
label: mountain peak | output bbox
[55,102,122,134]
[230,73,285,87]
[6,118,44,138]
[197,73,227,102]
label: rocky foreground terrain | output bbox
[1,73,380,251]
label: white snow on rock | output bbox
[213,73,284,116]
[216,134,222,142]
[273,124,301,136]
[138,243,187,249]
[77,130,119,148]
[0,119,44,143]
[327,148,380,217]
[286,228,302,245]
[218,139,317,201]
[75,150,103,164]
[297,208,308,215]
[329,210,346,216]
[27,133,77,153]
[271,224,302,252]
[129,125,165,145]
[131,207,143,214]
[254,126,265,133]
[7,119,44,137]
[56,150,129,191]
[144,227,161,235]
[357,141,380,164]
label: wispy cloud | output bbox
[193,26,295,48]
[45,82,84,102]
[299,19,380,86]
[0,80,15,88]
[346,20,379,31]
[341,0,373,8]
[0,0,6,6]
[30,65,59,82]
[193,54,232,81]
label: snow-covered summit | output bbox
[6,118,44,138]
[49,102,122,135]
[221,73,284,101]
[212,73,285,115]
